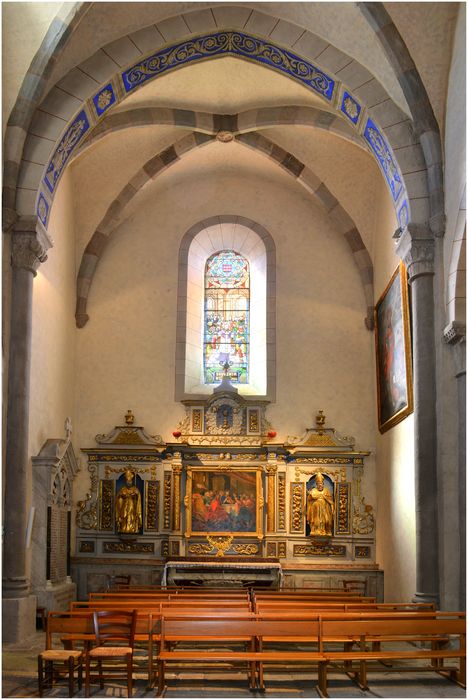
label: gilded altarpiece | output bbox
[73,414,167,595]
[72,386,382,598]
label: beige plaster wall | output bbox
[73,145,377,509]
[263,127,379,257]
[29,167,77,463]
[372,175,416,602]
[2,2,58,130]
[27,167,77,571]
[72,125,189,259]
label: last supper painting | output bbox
[186,469,262,537]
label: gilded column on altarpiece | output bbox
[172,459,182,531]
[266,464,277,533]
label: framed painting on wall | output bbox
[185,467,263,538]
[374,262,413,433]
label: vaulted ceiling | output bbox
[3,2,460,317]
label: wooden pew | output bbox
[254,600,433,614]
[72,600,252,613]
[317,615,466,697]
[254,594,377,606]
[89,590,250,601]
[156,615,325,696]
[253,588,372,599]
[115,585,249,594]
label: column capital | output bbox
[444,322,466,377]
[395,223,435,281]
[11,218,53,276]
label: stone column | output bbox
[444,322,466,609]
[3,220,51,642]
[396,224,439,606]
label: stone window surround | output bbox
[176,216,276,401]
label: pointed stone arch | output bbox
[75,131,374,330]
[12,29,423,239]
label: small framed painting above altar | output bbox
[185,468,263,538]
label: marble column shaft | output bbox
[3,227,48,598]
[396,224,439,605]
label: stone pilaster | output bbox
[396,224,439,606]
[444,322,466,609]
[3,219,51,642]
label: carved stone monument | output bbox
[31,419,79,611]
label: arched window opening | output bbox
[176,216,276,400]
[204,251,250,385]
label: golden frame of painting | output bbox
[374,262,414,433]
[184,467,263,538]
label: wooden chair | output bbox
[85,610,137,697]
[38,616,83,697]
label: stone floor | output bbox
[2,631,465,698]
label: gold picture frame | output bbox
[374,262,414,433]
[184,467,263,538]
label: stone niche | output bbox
[32,419,79,611]
[72,381,382,599]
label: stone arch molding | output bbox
[14,28,427,239]
[75,130,374,331]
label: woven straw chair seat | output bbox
[89,646,132,657]
[40,649,82,660]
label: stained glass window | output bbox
[204,250,249,384]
